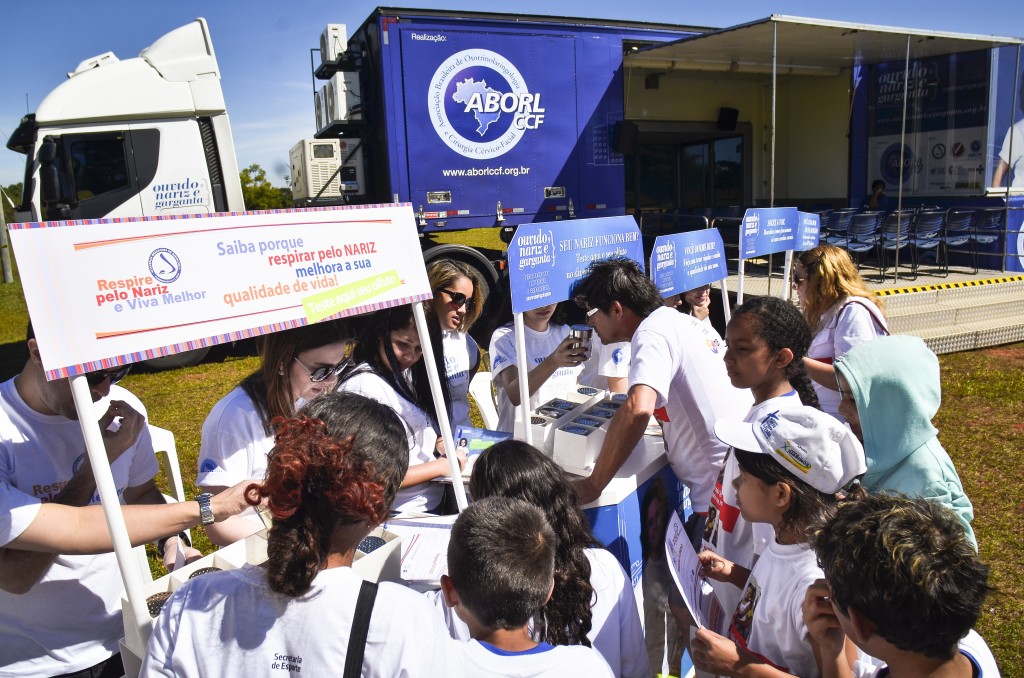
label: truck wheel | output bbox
[141,347,211,370]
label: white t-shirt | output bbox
[808,298,887,420]
[854,629,1000,677]
[142,563,456,677]
[630,307,752,513]
[0,378,158,677]
[443,329,479,430]
[727,539,823,678]
[489,323,582,433]
[703,394,799,623]
[453,639,614,677]
[998,118,1024,187]
[586,547,650,678]
[196,386,272,488]
[337,369,443,513]
[425,546,648,678]
[579,338,631,392]
[195,386,272,528]
[0,480,41,547]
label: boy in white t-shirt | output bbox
[440,497,613,677]
[804,494,1000,678]
[570,258,751,513]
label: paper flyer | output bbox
[664,511,726,633]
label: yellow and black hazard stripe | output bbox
[875,275,1024,297]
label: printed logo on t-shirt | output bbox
[709,480,741,533]
[730,576,761,643]
[493,355,507,367]
[612,348,625,364]
[270,652,303,672]
[729,576,790,673]
[199,459,219,474]
[705,338,720,354]
[72,452,86,476]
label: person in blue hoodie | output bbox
[833,335,976,548]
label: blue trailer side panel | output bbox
[376,15,692,231]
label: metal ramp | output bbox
[720,267,1024,355]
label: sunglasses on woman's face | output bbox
[294,356,348,383]
[440,289,473,310]
[84,365,132,387]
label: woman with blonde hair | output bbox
[793,244,887,421]
[428,259,484,430]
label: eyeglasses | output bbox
[85,365,132,387]
[439,289,473,310]
[573,295,599,317]
[294,356,348,383]
[791,274,808,287]
[836,375,847,400]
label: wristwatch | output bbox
[196,492,215,525]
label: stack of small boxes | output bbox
[553,392,629,475]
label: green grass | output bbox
[0,264,1021,673]
[934,346,1024,673]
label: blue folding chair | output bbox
[823,208,859,247]
[910,208,947,277]
[877,210,914,280]
[843,211,885,272]
[971,208,1004,270]
[942,208,975,272]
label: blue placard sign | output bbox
[740,207,798,259]
[795,211,821,252]
[650,230,728,297]
[507,216,643,313]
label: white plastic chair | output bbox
[135,424,189,581]
[468,371,499,430]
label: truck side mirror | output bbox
[38,137,71,219]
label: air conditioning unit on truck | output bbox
[6,18,244,368]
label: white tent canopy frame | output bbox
[629,16,1023,279]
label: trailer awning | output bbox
[625,15,1023,76]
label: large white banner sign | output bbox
[10,204,430,379]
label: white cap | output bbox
[714,403,866,494]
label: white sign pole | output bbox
[719,282,732,325]
[513,312,533,445]
[69,376,152,646]
[737,258,746,306]
[412,302,467,510]
[782,250,795,301]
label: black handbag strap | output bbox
[343,580,379,678]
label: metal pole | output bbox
[513,312,533,445]
[412,302,468,510]
[0,198,13,284]
[1001,45,1021,272]
[895,34,911,281]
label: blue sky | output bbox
[2,0,1021,189]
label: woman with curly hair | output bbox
[338,304,461,514]
[794,244,887,421]
[468,440,650,678]
[143,392,456,677]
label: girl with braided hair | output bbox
[680,296,823,631]
[468,440,650,678]
[143,393,456,677]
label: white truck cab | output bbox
[7,18,244,224]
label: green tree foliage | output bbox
[239,164,292,210]
[1,183,23,225]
